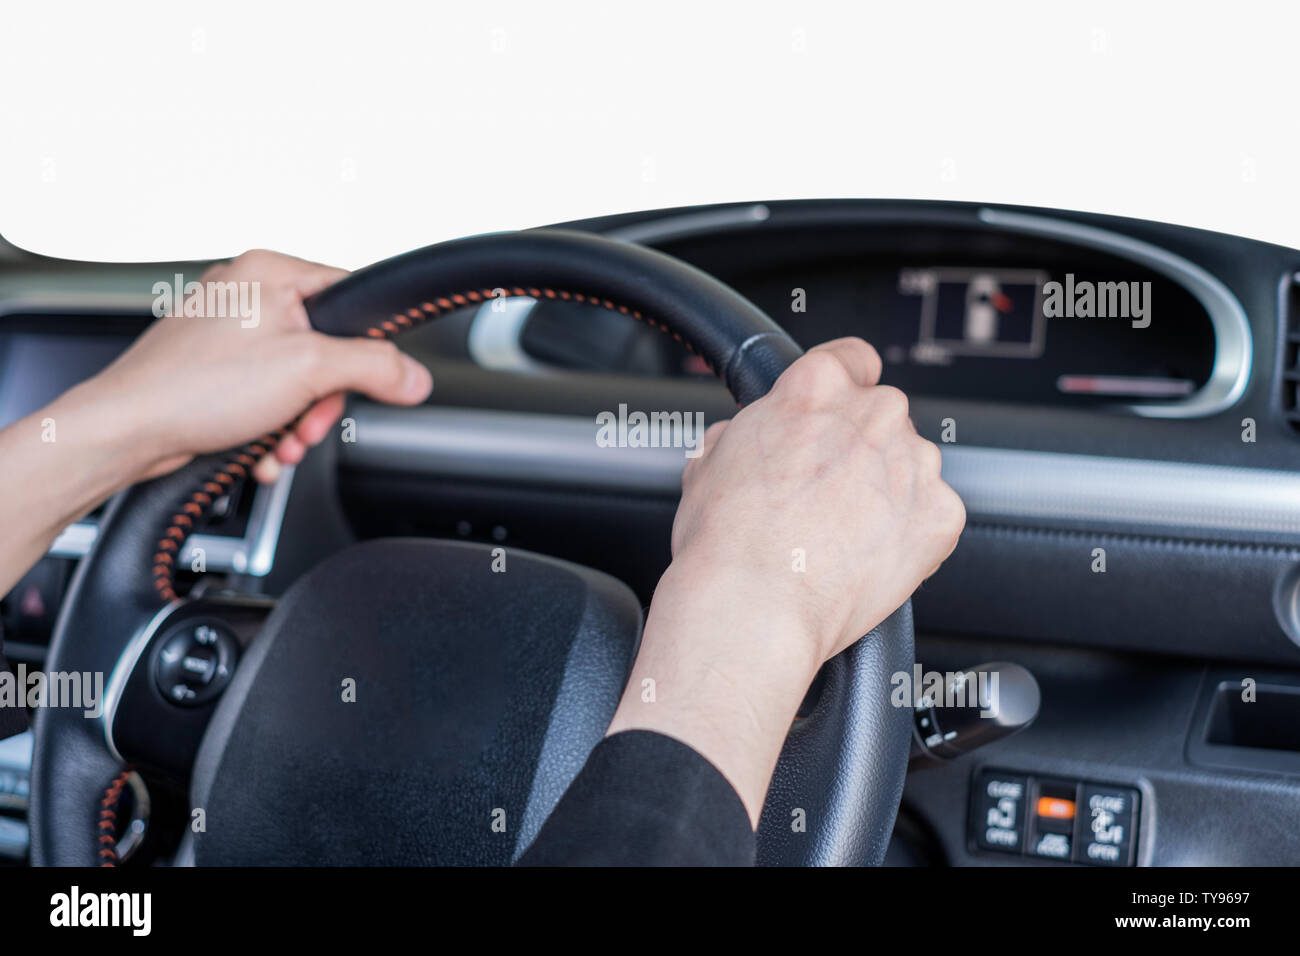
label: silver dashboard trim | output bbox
[343,405,690,495]
[0,289,159,317]
[467,206,773,376]
[0,730,32,860]
[602,203,771,244]
[102,599,186,762]
[48,468,295,575]
[101,594,275,767]
[597,204,1254,420]
[48,521,98,558]
[340,404,1300,539]
[466,296,546,373]
[111,772,151,863]
[243,465,295,576]
[977,208,1253,419]
[941,445,1300,537]
[178,465,296,576]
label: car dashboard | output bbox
[3,198,1300,866]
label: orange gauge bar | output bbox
[1036,796,1076,820]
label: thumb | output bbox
[309,334,433,405]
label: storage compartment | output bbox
[1188,676,1300,776]
[1205,682,1300,752]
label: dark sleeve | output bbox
[517,729,755,866]
[0,650,29,740]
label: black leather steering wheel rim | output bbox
[31,228,913,866]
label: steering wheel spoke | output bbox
[104,596,272,776]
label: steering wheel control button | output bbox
[1076,783,1139,866]
[153,620,239,707]
[971,768,1140,865]
[971,770,1028,854]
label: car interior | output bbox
[3,197,1300,866]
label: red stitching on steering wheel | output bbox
[96,770,131,867]
[152,430,286,602]
[363,287,709,365]
[150,287,713,603]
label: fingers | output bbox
[252,455,283,484]
[223,249,349,300]
[255,336,430,485]
[192,251,348,337]
[805,337,883,388]
[770,337,883,409]
[275,432,308,467]
[294,393,347,445]
[286,261,350,300]
[307,336,433,406]
[253,394,349,483]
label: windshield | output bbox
[2,1,1297,267]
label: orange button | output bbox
[1036,796,1076,820]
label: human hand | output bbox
[607,338,965,824]
[669,336,965,667]
[0,249,432,601]
[75,249,432,484]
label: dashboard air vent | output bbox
[1282,272,1300,430]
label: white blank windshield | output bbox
[1,0,1297,267]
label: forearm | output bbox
[605,553,821,827]
[0,253,432,602]
[0,379,155,596]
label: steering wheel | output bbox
[30,229,914,866]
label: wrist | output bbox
[45,377,165,497]
[658,545,830,679]
[607,551,826,825]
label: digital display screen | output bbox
[659,224,1220,408]
[868,265,1211,404]
[895,267,1047,363]
[0,331,133,430]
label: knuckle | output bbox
[702,420,728,443]
[871,384,910,420]
[363,338,402,369]
[232,248,275,270]
[842,336,884,371]
[298,336,332,372]
[916,437,943,475]
[778,350,852,403]
[795,349,850,384]
[197,261,227,284]
[936,484,967,535]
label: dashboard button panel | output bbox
[971,769,1029,854]
[1077,782,1138,866]
[970,768,1140,865]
